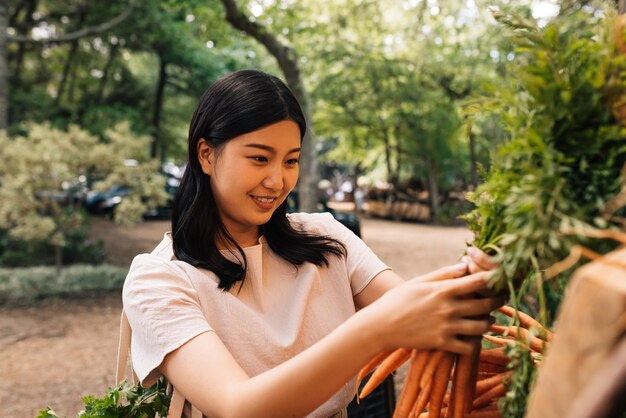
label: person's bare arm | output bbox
[160,271,500,418]
[354,246,498,309]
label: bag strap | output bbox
[116,309,203,418]
[116,310,137,385]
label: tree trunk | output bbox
[221,0,318,213]
[54,243,62,274]
[94,42,118,105]
[56,41,79,105]
[618,0,626,13]
[381,127,395,186]
[56,5,87,106]
[0,0,7,131]
[151,53,167,160]
[12,0,37,87]
[426,158,440,222]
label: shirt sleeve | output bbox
[292,212,391,296]
[122,254,213,387]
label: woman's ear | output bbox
[197,139,214,176]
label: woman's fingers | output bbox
[413,262,469,283]
[453,296,505,318]
[442,271,492,296]
[449,318,492,337]
[443,339,475,355]
[466,246,498,271]
[461,255,482,275]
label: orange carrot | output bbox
[466,339,482,412]
[472,382,507,409]
[475,372,508,398]
[467,409,502,418]
[451,350,474,418]
[483,334,514,347]
[427,352,455,418]
[394,350,430,418]
[472,403,499,411]
[419,350,445,389]
[394,350,417,418]
[497,305,553,341]
[479,348,510,366]
[356,349,394,393]
[490,325,545,353]
[480,347,505,354]
[446,354,458,418]
[478,362,507,374]
[409,379,432,418]
[359,347,411,399]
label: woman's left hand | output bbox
[462,246,498,274]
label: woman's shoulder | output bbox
[287,211,339,234]
[124,234,196,293]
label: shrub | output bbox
[0,264,127,304]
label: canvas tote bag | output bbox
[116,310,203,418]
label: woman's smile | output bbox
[250,194,279,210]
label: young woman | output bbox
[123,69,501,418]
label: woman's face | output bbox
[198,120,301,246]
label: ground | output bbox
[0,216,472,418]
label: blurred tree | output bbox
[1,0,543,224]
[286,0,516,219]
[3,0,262,160]
[0,1,7,131]
[0,122,167,271]
[2,0,135,130]
[219,0,318,212]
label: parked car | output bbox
[84,185,130,216]
[84,176,180,220]
[286,191,361,237]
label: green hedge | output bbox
[0,264,128,304]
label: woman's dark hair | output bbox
[171,69,346,291]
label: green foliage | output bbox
[0,264,127,304]
[0,211,104,267]
[0,122,167,266]
[465,5,626,292]
[463,5,626,418]
[37,380,170,418]
[499,343,536,418]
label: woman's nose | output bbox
[262,166,284,190]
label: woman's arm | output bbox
[354,246,498,309]
[160,270,500,418]
[354,262,469,309]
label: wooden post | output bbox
[526,246,626,418]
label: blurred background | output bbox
[0,0,580,416]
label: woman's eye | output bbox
[286,158,299,166]
[250,156,268,163]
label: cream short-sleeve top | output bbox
[122,212,390,417]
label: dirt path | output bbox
[0,216,472,417]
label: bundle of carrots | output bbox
[356,305,553,418]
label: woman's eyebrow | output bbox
[243,144,301,154]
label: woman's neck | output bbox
[217,227,261,250]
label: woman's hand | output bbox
[462,246,498,274]
[362,270,503,355]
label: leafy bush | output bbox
[0,122,168,269]
[0,264,127,304]
[463,5,626,418]
[0,211,105,267]
[37,380,170,418]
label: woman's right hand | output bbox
[362,270,503,355]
